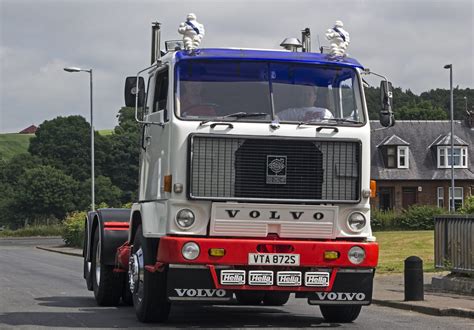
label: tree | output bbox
[13,165,78,224]
[76,175,123,210]
[104,107,141,202]
[28,116,111,181]
[395,101,448,120]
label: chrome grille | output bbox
[189,134,360,202]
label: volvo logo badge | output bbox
[267,155,287,184]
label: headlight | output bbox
[348,246,365,265]
[347,212,366,232]
[176,209,195,229]
[182,242,200,260]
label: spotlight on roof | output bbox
[280,37,302,52]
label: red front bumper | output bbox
[157,236,378,268]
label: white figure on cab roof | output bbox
[325,20,350,57]
[178,13,205,50]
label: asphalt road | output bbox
[0,237,473,329]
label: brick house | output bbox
[370,119,474,211]
[19,125,37,134]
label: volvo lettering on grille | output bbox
[267,155,287,184]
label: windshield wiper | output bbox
[298,117,361,127]
[200,112,269,125]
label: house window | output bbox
[437,187,444,208]
[438,146,468,168]
[448,187,464,211]
[397,146,409,168]
[386,146,396,168]
[384,146,409,169]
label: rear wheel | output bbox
[91,228,122,306]
[83,226,93,291]
[129,225,170,322]
[319,305,362,323]
[262,292,290,306]
[235,291,265,305]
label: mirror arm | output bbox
[135,63,160,125]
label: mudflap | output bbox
[307,270,374,305]
[167,265,233,302]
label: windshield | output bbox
[175,60,365,125]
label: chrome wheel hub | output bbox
[129,248,144,297]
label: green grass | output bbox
[0,224,64,237]
[375,230,435,273]
[0,133,33,161]
[98,129,113,135]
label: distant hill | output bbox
[0,130,114,161]
[0,134,33,161]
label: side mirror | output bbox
[380,81,395,127]
[124,77,145,108]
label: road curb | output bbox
[36,246,82,257]
[373,299,474,319]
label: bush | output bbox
[371,209,401,231]
[399,205,444,230]
[62,211,86,247]
[0,224,64,237]
[460,195,474,214]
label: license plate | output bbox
[248,253,300,266]
[305,272,330,287]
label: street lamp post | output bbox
[444,64,455,212]
[64,67,95,211]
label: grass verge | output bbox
[375,230,435,273]
[0,133,33,161]
[0,224,64,238]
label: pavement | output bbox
[37,244,474,320]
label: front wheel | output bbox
[319,305,362,323]
[129,225,170,322]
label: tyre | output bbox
[91,228,123,306]
[262,292,290,306]
[83,228,93,291]
[83,256,93,291]
[122,280,133,306]
[319,305,362,323]
[235,291,265,305]
[129,225,170,322]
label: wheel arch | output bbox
[89,208,131,266]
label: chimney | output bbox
[465,111,474,129]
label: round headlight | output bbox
[347,212,366,232]
[182,242,200,260]
[176,209,195,229]
[348,246,366,265]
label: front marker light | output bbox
[347,212,366,232]
[348,246,365,265]
[182,242,200,260]
[176,209,195,229]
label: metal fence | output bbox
[434,215,474,274]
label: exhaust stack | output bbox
[301,28,311,52]
[151,22,162,64]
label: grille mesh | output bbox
[189,135,360,202]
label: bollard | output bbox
[404,256,424,301]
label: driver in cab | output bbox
[277,86,333,122]
[179,82,217,117]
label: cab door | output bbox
[139,66,170,201]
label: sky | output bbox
[0,0,473,133]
